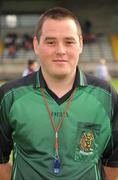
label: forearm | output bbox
[0,162,12,180]
[104,166,118,180]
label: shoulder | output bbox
[22,68,29,77]
[85,73,113,93]
[0,72,37,102]
[84,73,118,110]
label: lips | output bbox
[53,59,67,62]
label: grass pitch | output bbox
[110,79,118,92]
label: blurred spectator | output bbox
[83,33,96,43]
[4,33,17,47]
[22,59,38,77]
[84,20,92,34]
[83,20,96,43]
[95,58,111,81]
[15,33,23,49]
[2,32,34,59]
[7,45,17,59]
[22,33,33,50]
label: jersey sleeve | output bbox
[0,85,13,163]
[102,85,118,167]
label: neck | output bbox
[41,70,76,98]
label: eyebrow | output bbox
[44,36,76,41]
[64,37,76,41]
[44,37,56,41]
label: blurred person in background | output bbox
[7,45,17,59]
[0,7,118,180]
[22,59,38,77]
[96,58,111,81]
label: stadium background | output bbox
[0,1,118,179]
[0,0,118,82]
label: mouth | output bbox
[53,59,67,63]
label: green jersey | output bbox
[0,68,118,180]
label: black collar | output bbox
[39,67,80,89]
[35,67,87,105]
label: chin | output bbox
[53,72,69,79]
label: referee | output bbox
[0,7,118,180]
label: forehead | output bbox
[41,18,78,36]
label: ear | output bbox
[33,36,39,55]
[79,35,83,54]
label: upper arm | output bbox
[102,86,118,167]
[0,86,13,164]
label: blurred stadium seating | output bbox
[0,0,118,79]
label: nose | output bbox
[56,43,66,55]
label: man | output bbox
[0,7,118,180]
[22,59,38,77]
[96,58,111,81]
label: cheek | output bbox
[40,46,55,55]
[38,47,49,60]
[38,47,54,65]
[69,48,80,59]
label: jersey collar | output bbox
[34,67,88,89]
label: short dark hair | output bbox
[28,59,36,66]
[34,7,82,41]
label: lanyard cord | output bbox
[41,87,77,156]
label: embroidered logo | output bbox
[80,131,94,155]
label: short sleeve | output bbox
[0,85,13,163]
[102,85,118,167]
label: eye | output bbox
[65,41,76,45]
[45,40,56,45]
[67,41,74,44]
[47,41,54,44]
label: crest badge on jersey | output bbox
[79,131,94,155]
